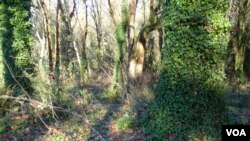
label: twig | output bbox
[100,66,120,86]
[3,59,31,99]
[0,95,61,109]
[38,114,49,129]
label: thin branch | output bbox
[2,58,52,129]
[100,66,120,86]
[0,95,61,110]
[3,59,31,99]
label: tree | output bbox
[91,0,104,69]
[143,0,163,73]
[0,0,33,92]
[39,0,53,74]
[127,0,138,79]
[226,0,250,84]
[80,0,89,81]
[59,0,81,71]
[54,0,61,83]
[108,0,128,93]
[142,0,231,140]
[128,0,163,79]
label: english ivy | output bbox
[141,0,231,140]
[0,0,33,92]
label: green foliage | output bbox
[100,86,121,103]
[115,115,135,132]
[0,0,33,91]
[115,24,126,49]
[117,0,128,47]
[110,0,128,93]
[114,0,127,53]
[141,0,230,140]
[121,0,128,30]
[0,123,5,134]
[0,2,14,87]
[111,23,125,90]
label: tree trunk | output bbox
[60,0,81,76]
[35,31,46,68]
[128,0,138,79]
[226,0,249,84]
[91,0,103,69]
[128,0,163,79]
[39,0,53,73]
[145,30,161,73]
[81,1,89,81]
[108,0,118,26]
[55,0,61,82]
[108,0,124,91]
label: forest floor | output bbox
[0,80,250,141]
[0,78,148,141]
[225,83,250,125]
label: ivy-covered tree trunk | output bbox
[0,2,13,88]
[226,0,249,84]
[0,0,33,92]
[107,0,127,94]
[142,0,231,140]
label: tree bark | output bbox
[128,0,138,79]
[91,0,103,68]
[108,0,125,91]
[128,0,163,79]
[226,0,249,83]
[55,0,61,82]
[35,31,46,68]
[108,0,118,26]
[81,0,89,80]
[39,0,53,73]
